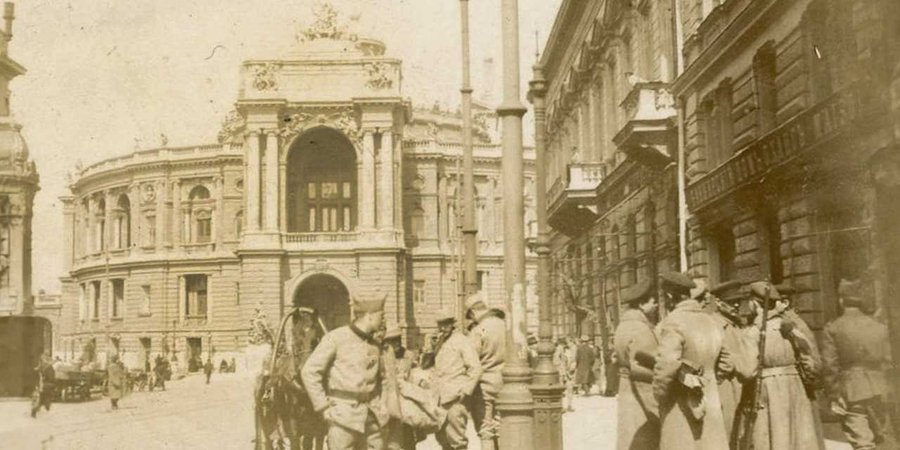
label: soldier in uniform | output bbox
[613,279,660,450]
[742,281,823,450]
[653,271,730,450]
[464,293,506,450]
[709,280,756,448]
[433,308,483,450]
[301,294,389,450]
[382,328,416,450]
[821,279,895,450]
[107,354,126,411]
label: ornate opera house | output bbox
[57,6,536,369]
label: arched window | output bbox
[187,185,213,243]
[114,194,131,249]
[286,128,357,232]
[95,197,106,252]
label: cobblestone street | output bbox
[0,373,852,450]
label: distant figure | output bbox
[107,354,126,411]
[589,341,606,395]
[219,358,228,373]
[575,335,595,396]
[31,354,55,418]
[203,358,213,384]
[229,357,236,373]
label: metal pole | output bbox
[528,61,564,450]
[459,0,478,317]
[496,0,534,449]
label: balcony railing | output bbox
[548,162,606,208]
[284,232,359,243]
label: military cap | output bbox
[383,328,402,341]
[774,283,797,297]
[464,293,487,311]
[436,307,457,325]
[353,293,386,314]
[710,280,745,303]
[527,334,538,345]
[838,279,864,307]
[659,271,696,296]
[747,281,781,301]
[297,306,316,315]
[622,279,654,305]
[580,335,590,342]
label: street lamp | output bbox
[458,0,478,320]
[496,1,534,450]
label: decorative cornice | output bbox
[278,106,361,147]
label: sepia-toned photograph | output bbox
[0,0,898,449]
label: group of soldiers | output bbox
[298,292,506,450]
[614,271,895,450]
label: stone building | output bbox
[675,0,899,331]
[57,5,536,369]
[0,2,39,317]
[538,0,680,346]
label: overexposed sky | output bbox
[11,0,563,293]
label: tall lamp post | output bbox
[458,0,478,319]
[496,0,534,449]
[527,62,564,450]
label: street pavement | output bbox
[0,372,851,449]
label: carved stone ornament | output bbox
[279,108,360,144]
[217,109,246,144]
[299,2,345,42]
[142,184,156,203]
[365,62,393,90]
[251,63,279,92]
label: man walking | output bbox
[203,357,213,384]
[464,293,505,450]
[822,279,896,449]
[613,279,660,450]
[107,354,126,411]
[301,294,389,450]
[575,335,595,395]
[653,271,729,450]
[30,353,55,418]
[433,308,483,450]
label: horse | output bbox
[253,307,326,450]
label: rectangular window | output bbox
[112,279,125,318]
[184,275,208,318]
[476,271,486,292]
[343,206,351,231]
[308,207,317,231]
[197,218,212,243]
[413,280,426,306]
[342,182,352,199]
[79,283,86,321]
[321,182,339,199]
[91,280,101,320]
[140,285,151,316]
[753,42,777,135]
[307,183,317,199]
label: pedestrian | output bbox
[203,357,213,384]
[382,327,416,450]
[433,308,483,450]
[525,334,539,369]
[613,279,660,450]
[300,294,389,450]
[464,293,506,450]
[709,280,756,448]
[30,353,55,418]
[590,340,606,395]
[653,271,729,450]
[741,281,824,450]
[107,354,126,411]
[575,335,595,396]
[821,279,896,450]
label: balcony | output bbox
[282,230,403,251]
[613,82,677,170]
[547,162,605,237]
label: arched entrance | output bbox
[286,127,357,232]
[293,274,351,330]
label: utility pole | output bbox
[496,0,534,449]
[528,59,564,449]
[458,0,478,320]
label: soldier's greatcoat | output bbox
[468,311,505,398]
[300,325,388,435]
[653,299,729,450]
[614,308,660,450]
[107,361,126,400]
[743,311,824,450]
[711,312,755,447]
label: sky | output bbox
[10,0,563,293]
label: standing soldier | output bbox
[742,281,824,450]
[653,271,729,450]
[464,293,505,450]
[382,328,416,450]
[107,354,126,411]
[821,279,896,450]
[709,280,756,448]
[575,335,596,395]
[614,279,660,450]
[433,308,483,450]
[301,295,389,450]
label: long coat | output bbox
[107,362,126,400]
[614,309,660,450]
[820,307,891,403]
[711,312,756,448]
[742,312,824,450]
[469,311,506,398]
[653,300,729,450]
[575,343,596,385]
[434,330,483,405]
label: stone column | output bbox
[245,131,261,233]
[393,131,403,233]
[215,176,225,247]
[360,131,376,230]
[379,130,395,230]
[86,197,95,254]
[129,184,140,249]
[264,131,279,232]
[105,191,114,252]
[172,180,182,246]
[438,174,448,248]
[61,196,75,273]
[155,181,166,249]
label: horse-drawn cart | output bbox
[54,365,95,402]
